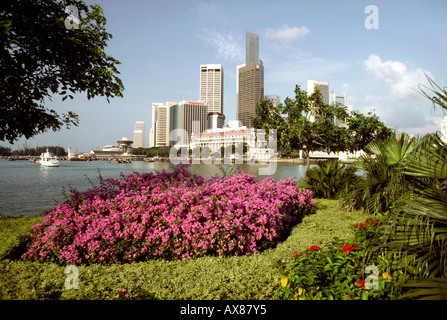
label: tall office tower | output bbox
[237,32,264,128]
[173,100,208,146]
[133,121,145,148]
[246,32,259,65]
[200,64,224,114]
[149,127,154,148]
[307,80,329,122]
[238,63,264,127]
[151,102,177,147]
[331,92,348,127]
[265,95,281,107]
[331,92,347,107]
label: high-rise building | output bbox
[151,102,177,147]
[238,63,264,127]
[246,32,259,65]
[331,92,348,127]
[207,112,226,130]
[331,92,347,107]
[200,64,224,114]
[133,121,145,148]
[174,100,209,146]
[307,80,329,104]
[307,80,329,122]
[237,32,264,128]
[265,95,281,107]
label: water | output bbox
[0,159,308,217]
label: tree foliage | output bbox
[252,85,392,171]
[0,0,124,143]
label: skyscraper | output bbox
[265,95,281,107]
[237,32,264,128]
[151,102,177,147]
[307,80,329,122]
[331,92,348,127]
[307,80,329,104]
[246,32,259,65]
[133,121,145,148]
[200,64,224,114]
[175,100,209,146]
[331,92,347,107]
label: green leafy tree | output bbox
[252,85,391,172]
[0,0,124,143]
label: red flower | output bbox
[342,244,353,253]
[353,244,360,249]
[356,222,366,230]
[309,245,320,251]
[356,279,365,288]
[291,251,301,258]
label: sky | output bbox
[3,0,447,152]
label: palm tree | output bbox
[299,159,358,200]
[368,75,447,299]
[341,132,416,214]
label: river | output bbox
[0,159,309,217]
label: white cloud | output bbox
[363,54,431,100]
[348,54,441,135]
[265,25,310,43]
[198,28,244,63]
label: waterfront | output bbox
[0,158,308,217]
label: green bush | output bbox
[275,217,411,300]
[299,160,358,200]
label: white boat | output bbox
[39,149,60,167]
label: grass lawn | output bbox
[0,199,370,300]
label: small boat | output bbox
[40,149,60,167]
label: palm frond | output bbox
[398,278,447,300]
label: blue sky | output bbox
[4,0,447,152]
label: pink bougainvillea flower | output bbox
[21,164,316,264]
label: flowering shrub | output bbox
[276,217,409,300]
[22,164,315,264]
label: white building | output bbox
[265,95,281,107]
[133,121,145,148]
[331,92,348,127]
[200,64,223,114]
[190,120,275,160]
[151,102,177,147]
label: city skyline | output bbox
[2,0,447,152]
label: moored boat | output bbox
[40,149,60,167]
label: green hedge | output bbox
[0,200,369,300]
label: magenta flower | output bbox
[21,164,315,264]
